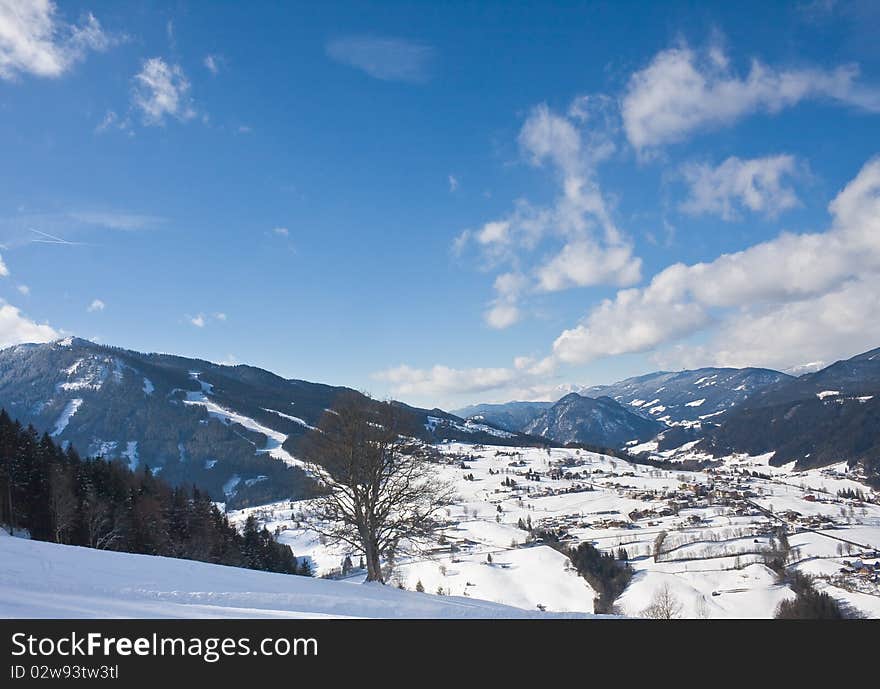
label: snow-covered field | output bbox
[3,440,877,619]
[0,530,591,619]
[229,442,880,619]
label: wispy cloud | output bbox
[87,299,105,313]
[187,311,226,328]
[0,0,119,81]
[326,36,436,83]
[132,58,197,126]
[203,54,222,75]
[455,99,640,329]
[68,211,163,231]
[679,154,803,220]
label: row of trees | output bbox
[0,409,309,576]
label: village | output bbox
[228,441,880,618]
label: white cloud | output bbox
[375,363,522,400]
[374,358,569,408]
[187,311,228,328]
[680,155,802,220]
[0,253,8,277]
[655,276,880,372]
[0,300,57,346]
[548,155,880,368]
[132,58,196,126]
[0,0,115,81]
[536,239,642,292]
[448,174,458,192]
[16,284,29,296]
[456,101,641,329]
[86,299,104,312]
[203,54,221,75]
[272,227,289,237]
[326,36,435,83]
[622,43,880,151]
[95,109,125,134]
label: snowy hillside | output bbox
[0,338,538,508]
[0,530,591,619]
[229,442,880,618]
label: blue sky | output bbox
[2,0,880,409]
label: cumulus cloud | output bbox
[456,101,641,329]
[622,43,880,151]
[132,58,196,126]
[17,284,29,296]
[655,276,880,372]
[86,299,104,312]
[272,227,289,237]
[0,253,8,277]
[189,314,206,328]
[0,0,116,81]
[679,155,802,220]
[548,155,880,368]
[326,36,435,83]
[0,300,57,346]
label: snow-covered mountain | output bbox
[578,367,793,426]
[452,401,553,432]
[0,338,537,508]
[700,347,880,479]
[522,393,664,448]
[455,367,791,446]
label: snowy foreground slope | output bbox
[230,443,880,618]
[0,531,592,619]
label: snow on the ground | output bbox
[229,441,880,618]
[0,531,592,619]
[50,398,83,437]
[263,408,317,431]
[616,565,794,619]
[183,372,307,470]
[122,441,139,471]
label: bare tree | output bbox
[641,584,683,619]
[301,392,455,583]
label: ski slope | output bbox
[0,531,592,619]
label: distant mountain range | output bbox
[699,347,880,480]
[455,349,880,485]
[3,338,879,505]
[521,394,663,448]
[0,338,541,508]
[453,366,791,438]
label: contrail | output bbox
[28,228,84,245]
